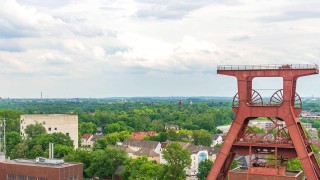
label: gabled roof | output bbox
[187,145,216,155]
[160,141,218,155]
[123,138,160,149]
[212,147,220,154]
[180,134,192,140]
[212,134,222,140]
[131,131,157,140]
[113,145,135,153]
[82,134,93,140]
[133,148,159,157]
[161,141,190,149]
[90,134,104,141]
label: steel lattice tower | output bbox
[207,64,320,180]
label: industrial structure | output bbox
[207,64,320,180]
[0,158,83,180]
[20,114,78,148]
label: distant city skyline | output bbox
[1,0,320,98]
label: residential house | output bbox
[131,131,156,140]
[120,139,161,162]
[96,127,103,134]
[186,145,213,175]
[132,148,160,163]
[160,141,219,175]
[165,125,179,131]
[211,134,223,147]
[111,144,135,158]
[180,134,193,141]
[123,139,161,153]
[89,134,105,147]
[81,134,93,147]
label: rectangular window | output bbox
[17,175,27,180]
[55,128,57,130]
[7,174,16,180]
[48,127,51,131]
[66,133,69,136]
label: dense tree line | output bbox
[2,98,318,179]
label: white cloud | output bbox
[93,46,106,60]
[0,0,320,97]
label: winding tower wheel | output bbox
[243,126,257,143]
[274,127,290,143]
[232,89,263,107]
[270,89,302,108]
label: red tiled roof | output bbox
[131,131,156,140]
[82,134,93,140]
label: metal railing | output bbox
[217,64,319,71]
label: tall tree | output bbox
[64,149,91,178]
[0,110,24,132]
[25,123,46,138]
[79,122,97,135]
[93,138,108,150]
[197,159,213,180]
[192,130,212,146]
[54,144,74,159]
[162,142,191,180]
[51,132,74,147]
[10,142,28,159]
[86,148,127,180]
[6,131,22,158]
[122,156,163,180]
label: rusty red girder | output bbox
[207,64,320,180]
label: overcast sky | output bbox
[0,0,320,98]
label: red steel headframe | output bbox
[207,64,320,180]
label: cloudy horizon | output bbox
[1,0,320,98]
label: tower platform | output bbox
[229,167,303,180]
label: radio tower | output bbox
[208,64,320,180]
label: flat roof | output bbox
[1,159,81,168]
[21,114,77,117]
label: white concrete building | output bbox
[248,120,312,131]
[20,114,78,148]
[217,125,231,133]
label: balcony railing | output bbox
[217,64,319,71]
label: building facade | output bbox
[81,134,93,147]
[249,120,312,131]
[0,158,83,180]
[20,114,79,148]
